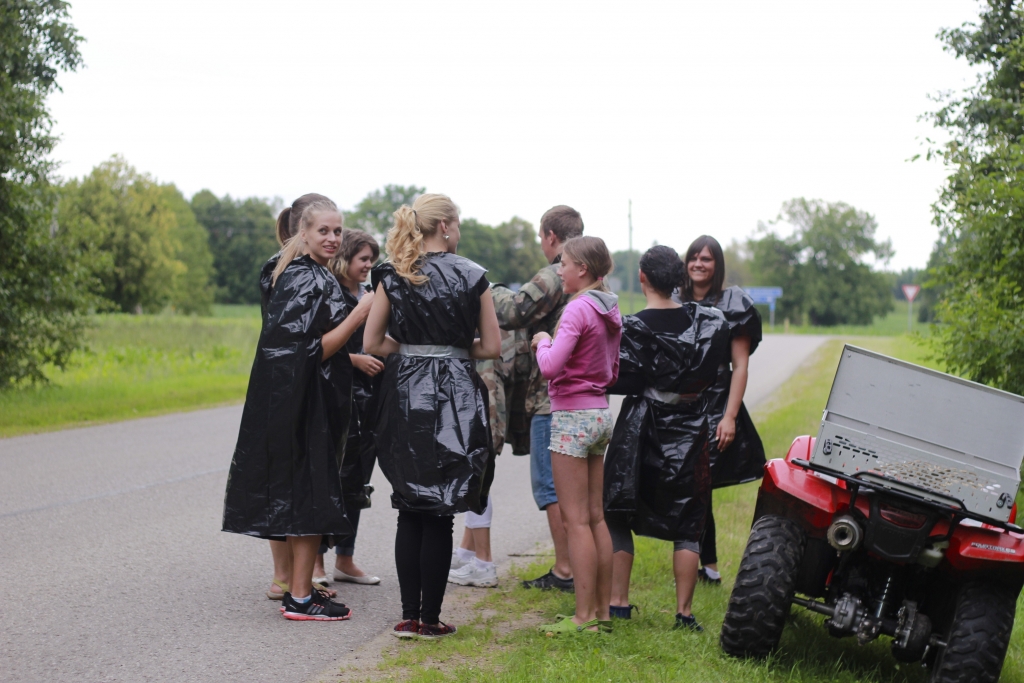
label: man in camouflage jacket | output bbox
[489,205,583,591]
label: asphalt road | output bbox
[0,334,828,683]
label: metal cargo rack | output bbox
[808,345,1024,524]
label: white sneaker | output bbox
[450,550,471,571]
[448,561,498,587]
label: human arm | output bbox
[321,291,375,361]
[491,267,562,330]
[363,283,401,356]
[471,289,501,359]
[716,334,750,451]
[532,304,582,380]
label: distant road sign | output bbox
[902,284,921,302]
[744,287,783,327]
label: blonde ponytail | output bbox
[271,195,339,286]
[385,193,458,286]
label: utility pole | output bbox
[628,199,633,312]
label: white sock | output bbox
[457,547,476,562]
[292,594,311,604]
[703,567,721,580]
[472,557,494,570]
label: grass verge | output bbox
[350,337,1023,683]
[0,314,260,438]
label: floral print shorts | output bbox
[549,408,614,458]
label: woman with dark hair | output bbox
[674,235,765,585]
[364,193,501,639]
[604,246,730,630]
[223,194,374,620]
[311,230,384,586]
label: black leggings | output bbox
[395,511,454,624]
[700,494,717,566]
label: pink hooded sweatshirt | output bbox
[536,290,622,411]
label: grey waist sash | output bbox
[643,387,700,405]
[398,344,470,359]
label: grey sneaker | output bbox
[521,569,574,592]
[448,561,498,587]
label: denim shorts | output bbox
[550,408,614,458]
[530,414,558,510]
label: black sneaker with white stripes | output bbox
[282,590,352,621]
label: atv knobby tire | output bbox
[929,582,1016,683]
[720,515,805,658]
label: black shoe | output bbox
[674,613,703,632]
[282,590,352,621]
[522,569,574,593]
[609,604,639,619]
[697,567,721,585]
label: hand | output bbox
[351,354,384,376]
[352,291,374,323]
[716,415,737,452]
[531,332,551,352]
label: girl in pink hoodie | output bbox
[531,236,622,635]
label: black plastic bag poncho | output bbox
[222,254,353,538]
[371,253,494,516]
[338,284,379,511]
[604,304,730,543]
[691,286,766,488]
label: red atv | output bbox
[720,346,1024,682]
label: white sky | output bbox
[49,0,980,271]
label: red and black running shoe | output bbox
[282,590,352,621]
[418,622,457,640]
[391,619,420,639]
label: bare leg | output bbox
[334,554,367,577]
[610,551,634,607]
[587,453,612,622]
[287,536,322,600]
[313,553,327,579]
[458,527,475,553]
[270,539,291,593]
[470,527,492,562]
[546,503,573,579]
[551,451,598,627]
[674,549,699,616]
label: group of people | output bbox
[221,192,764,639]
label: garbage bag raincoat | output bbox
[371,253,494,516]
[675,285,766,488]
[222,254,354,538]
[605,304,730,543]
[338,283,378,511]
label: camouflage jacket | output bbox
[491,259,570,416]
[476,327,532,455]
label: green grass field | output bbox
[351,336,1023,683]
[0,313,260,437]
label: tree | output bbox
[59,157,215,314]
[747,199,894,326]
[924,0,1024,393]
[192,191,279,304]
[345,184,424,242]
[458,216,547,285]
[0,1,93,386]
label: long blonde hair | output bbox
[271,196,339,286]
[554,236,614,336]
[385,193,458,286]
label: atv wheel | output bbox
[928,582,1016,683]
[720,515,805,658]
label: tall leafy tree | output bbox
[925,0,1024,393]
[748,199,894,325]
[192,191,279,304]
[345,184,424,241]
[59,157,215,314]
[0,1,93,386]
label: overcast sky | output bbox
[49,0,980,271]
